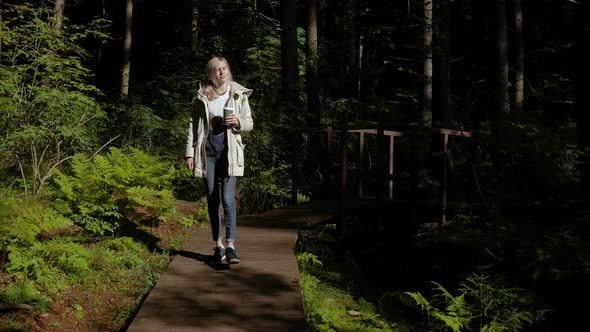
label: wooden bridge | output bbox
[125,124,475,331]
[305,124,475,233]
[125,200,338,331]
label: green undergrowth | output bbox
[294,210,582,331]
[0,147,200,330]
[296,224,403,332]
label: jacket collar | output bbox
[197,81,252,99]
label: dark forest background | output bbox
[0,0,589,331]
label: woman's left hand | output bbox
[225,114,240,128]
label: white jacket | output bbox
[185,81,254,177]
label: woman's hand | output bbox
[186,157,194,170]
[225,114,241,128]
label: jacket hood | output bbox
[228,81,253,97]
[197,81,253,98]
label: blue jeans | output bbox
[204,155,237,244]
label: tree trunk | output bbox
[423,0,433,127]
[514,0,524,113]
[0,0,3,64]
[96,0,108,63]
[432,0,450,224]
[280,0,299,204]
[121,0,133,100]
[496,0,510,138]
[307,0,320,127]
[306,0,323,199]
[191,0,199,55]
[53,0,65,32]
[575,0,590,194]
[433,0,450,127]
[281,0,298,104]
[354,0,366,103]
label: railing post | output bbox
[441,131,449,225]
[358,131,364,198]
[389,134,395,199]
[434,128,473,226]
[409,125,418,225]
[376,125,385,230]
[338,124,348,234]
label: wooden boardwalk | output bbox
[125,200,337,332]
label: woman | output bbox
[185,56,254,264]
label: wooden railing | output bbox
[307,125,473,232]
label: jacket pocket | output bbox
[194,136,203,173]
[235,136,245,167]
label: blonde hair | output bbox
[203,56,233,101]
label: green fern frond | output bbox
[53,146,179,234]
[296,252,324,271]
[431,311,467,332]
[407,282,473,332]
[404,291,433,313]
[42,238,91,274]
[75,215,116,236]
[126,186,177,220]
[0,199,72,245]
[3,280,40,304]
[39,208,74,233]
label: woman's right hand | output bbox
[186,157,194,170]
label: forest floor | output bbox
[298,200,590,331]
[1,197,587,332]
[0,200,202,332]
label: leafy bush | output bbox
[53,146,180,235]
[0,5,109,196]
[297,252,399,332]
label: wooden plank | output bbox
[127,200,338,332]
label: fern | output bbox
[0,198,73,247]
[126,186,177,221]
[3,280,40,304]
[5,237,93,296]
[459,274,547,332]
[405,273,547,332]
[296,251,324,273]
[41,238,92,274]
[6,243,69,296]
[103,237,148,269]
[75,215,117,236]
[53,146,180,235]
[405,291,434,314]
[196,208,209,223]
[406,290,470,332]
